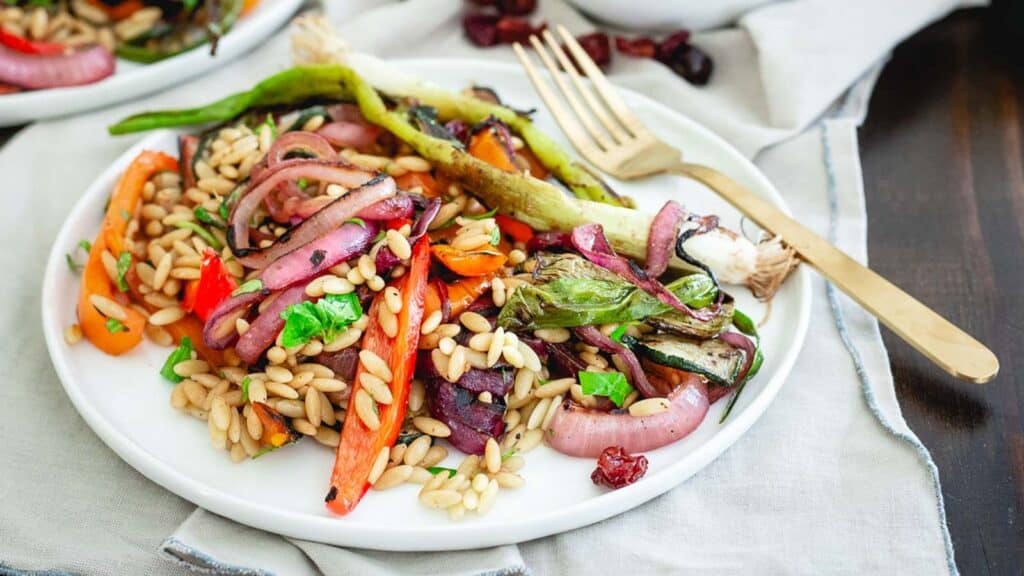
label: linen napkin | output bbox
[0,0,978,574]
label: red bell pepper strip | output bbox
[326,237,431,515]
[423,274,494,321]
[0,30,66,55]
[182,248,238,322]
[494,214,534,244]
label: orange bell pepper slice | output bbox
[103,150,178,256]
[517,147,549,180]
[431,244,507,277]
[77,233,147,355]
[468,130,517,172]
[327,237,431,515]
[395,171,439,198]
[253,402,298,448]
[424,274,494,320]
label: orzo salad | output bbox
[64,20,798,519]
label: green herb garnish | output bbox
[579,371,634,408]
[160,337,194,383]
[79,240,92,252]
[489,227,501,246]
[297,178,308,190]
[241,376,251,404]
[194,206,225,229]
[427,466,457,476]
[232,278,263,297]
[262,113,278,139]
[467,208,498,220]
[345,217,366,228]
[174,221,223,250]
[115,251,132,292]
[609,323,632,343]
[66,240,93,273]
[104,318,126,334]
[279,292,362,347]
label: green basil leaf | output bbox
[194,206,225,229]
[609,323,631,343]
[468,208,498,220]
[241,376,251,404]
[174,221,223,250]
[160,337,194,383]
[345,217,367,228]
[66,254,81,273]
[489,227,500,246]
[578,371,634,408]
[279,292,363,347]
[116,251,132,292]
[79,239,92,253]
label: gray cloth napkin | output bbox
[0,0,976,574]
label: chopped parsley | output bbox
[278,292,362,348]
[104,318,126,334]
[65,240,92,273]
[579,371,634,408]
[115,251,132,292]
[194,207,224,229]
[241,376,251,404]
[160,337,194,383]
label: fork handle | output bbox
[673,162,998,384]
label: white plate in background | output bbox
[0,0,303,126]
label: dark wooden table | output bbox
[859,3,1024,574]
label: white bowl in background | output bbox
[566,0,778,32]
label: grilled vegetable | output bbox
[626,334,745,388]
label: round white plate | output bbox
[0,0,303,126]
[41,59,811,551]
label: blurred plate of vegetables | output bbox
[0,0,303,125]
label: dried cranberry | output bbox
[665,44,713,86]
[615,36,657,58]
[591,446,648,489]
[655,30,692,63]
[495,16,545,44]
[569,32,611,69]
[496,0,536,16]
[464,13,501,47]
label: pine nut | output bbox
[472,473,490,493]
[439,336,457,355]
[354,389,380,430]
[459,311,491,333]
[292,418,317,436]
[421,310,443,335]
[517,428,545,452]
[314,427,340,447]
[173,359,209,378]
[89,294,127,322]
[484,437,501,474]
[526,397,551,430]
[629,397,671,417]
[247,379,267,403]
[478,479,500,514]
[420,489,462,509]
[368,446,390,485]
[149,306,185,326]
[468,332,493,352]
[323,276,355,295]
[403,435,432,466]
[535,377,573,398]
[513,369,535,399]
[379,306,398,338]
[502,345,526,368]
[266,381,299,399]
[311,377,347,392]
[385,229,412,260]
[305,390,322,427]
[492,277,506,307]
[542,394,563,430]
[374,464,414,490]
[408,380,426,412]
[383,286,402,314]
[265,365,293,383]
[409,467,433,484]
[503,455,526,473]
[64,324,83,345]
[486,327,505,367]
[495,472,525,489]
[413,416,451,438]
[534,328,571,343]
[245,408,263,440]
[275,399,305,419]
[447,345,467,382]
[359,350,392,383]
[420,445,448,468]
[359,372,393,405]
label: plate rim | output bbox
[0,0,303,126]
[41,57,812,551]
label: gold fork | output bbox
[513,25,998,384]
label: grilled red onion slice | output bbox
[357,194,414,221]
[260,221,378,291]
[527,231,572,253]
[646,201,685,278]
[251,131,337,184]
[0,44,114,89]
[230,170,396,269]
[571,224,712,321]
[316,348,359,382]
[427,380,505,436]
[574,326,658,399]
[235,285,308,364]
[547,373,709,458]
[317,121,381,149]
[202,291,263,350]
[718,331,756,386]
[407,197,442,244]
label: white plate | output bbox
[41,59,811,551]
[0,0,303,126]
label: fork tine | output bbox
[511,42,603,164]
[556,25,647,137]
[541,29,630,145]
[528,35,613,152]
